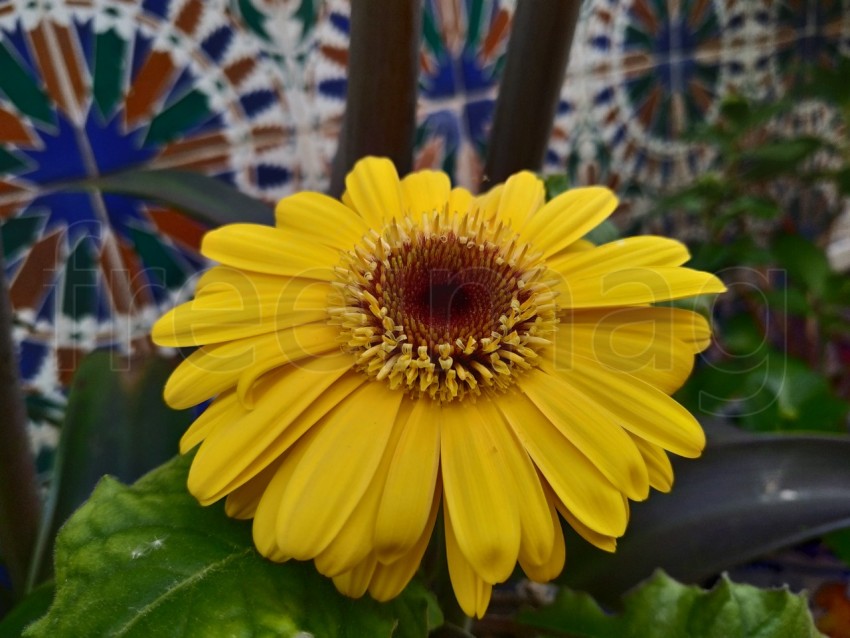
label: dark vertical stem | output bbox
[0,244,41,601]
[329,0,423,196]
[482,0,581,188]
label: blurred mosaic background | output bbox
[1,0,848,457]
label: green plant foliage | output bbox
[0,582,53,638]
[556,434,850,602]
[543,173,570,200]
[25,454,439,638]
[80,169,274,226]
[518,571,824,638]
[29,353,193,583]
[655,84,850,435]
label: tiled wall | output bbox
[0,0,847,435]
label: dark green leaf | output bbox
[741,356,829,424]
[556,434,850,603]
[808,59,850,108]
[543,174,570,201]
[836,167,850,196]
[764,287,810,316]
[771,234,831,297]
[583,219,619,245]
[520,572,823,638]
[659,176,730,214]
[724,195,781,220]
[739,137,823,181]
[31,352,192,582]
[25,455,437,637]
[823,528,850,567]
[719,95,753,129]
[81,169,274,226]
[0,582,54,638]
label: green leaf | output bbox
[739,137,823,181]
[583,220,619,245]
[0,582,54,638]
[543,173,570,201]
[835,167,850,196]
[25,454,437,638]
[519,571,824,638]
[79,169,274,226]
[30,353,192,583]
[723,195,781,220]
[659,176,730,215]
[771,234,832,297]
[718,95,753,129]
[556,434,850,604]
[823,528,850,567]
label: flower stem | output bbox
[0,244,41,601]
[329,0,423,196]
[483,0,581,188]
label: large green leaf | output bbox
[25,454,438,637]
[557,432,850,603]
[519,571,823,638]
[30,352,192,583]
[82,169,274,226]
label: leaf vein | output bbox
[112,548,253,637]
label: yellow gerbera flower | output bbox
[152,157,725,618]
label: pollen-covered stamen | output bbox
[329,208,558,402]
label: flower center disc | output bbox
[330,210,559,402]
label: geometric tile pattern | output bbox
[0,0,298,414]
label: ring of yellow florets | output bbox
[329,208,559,403]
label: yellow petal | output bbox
[445,504,492,619]
[519,498,566,583]
[275,383,404,560]
[314,400,411,577]
[549,236,690,281]
[555,499,618,553]
[474,183,504,220]
[522,187,618,258]
[552,353,706,458]
[563,306,713,354]
[275,191,368,250]
[476,399,554,566]
[165,323,337,409]
[151,278,330,347]
[234,324,341,409]
[519,370,649,501]
[495,171,545,230]
[498,391,629,537]
[401,170,451,215]
[188,354,354,504]
[201,224,337,279]
[631,434,674,493]
[441,403,521,584]
[556,238,596,256]
[369,482,441,602]
[179,389,241,453]
[224,457,283,520]
[561,266,726,308]
[345,156,403,227]
[252,436,316,562]
[333,553,378,599]
[192,266,330,312]
[551,320,696,395]
[374,398,441,563]
[447,187,473,216]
